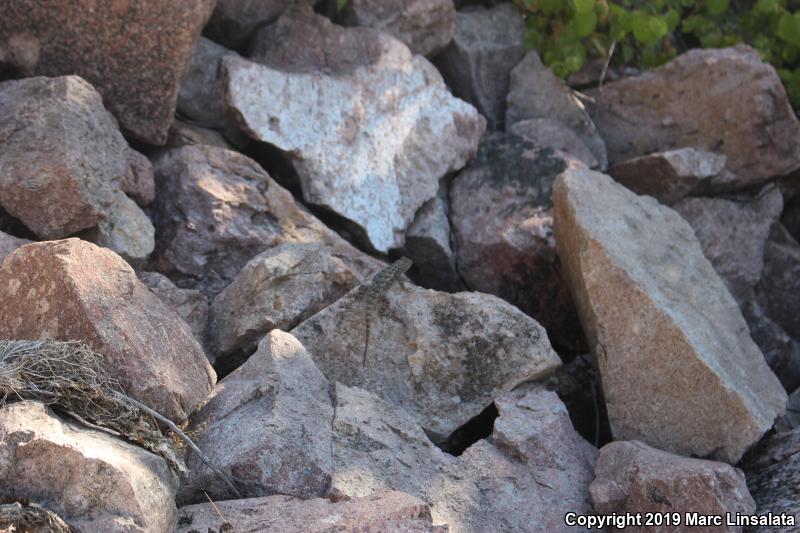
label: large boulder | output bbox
[227,5,485,252]
[590,46,800,187]
[553,166,787,463]
[0,0,214,144]
[149,145,382,297]
[137,271,209,350]
[0,401,177,533]
[0,239,215,422]
[433,3,526,127]
[450,133,585,351]
[292,277,561,443]
[178,331,334,504]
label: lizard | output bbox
[360,256,413,365]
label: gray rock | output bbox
[589,46,800,188]
[777,389,800,432]
[608,148,728,205]
[506,51,607,169]
[166,118,234,149]
[553,166,787,463]
[122,149,156,207]
[178,330,333,504]
[292,277,561,443]
[229,5,485,252]
[341,0,455,57]
[137,271,209,351]
[0,230,29,265]
[741,298,800,392]
[82,191,156,265]
[209,242,360,358]
[434,3,526,127]
[510,118,599,168]
[758,224,800,342]
[0,401,177,533]
[204,0,316,49]
[177,37,238,129]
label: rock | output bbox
[204,0,316,49]
[758,224,800,341]
[590,441,755,533]
[506,51,607,169]
[783,195,800,243]
[209,242,360,359]
[149,145,382,297]
[0,230,29,264]
[81,191,156,265]
[178,330,333,504]
[777,389,800,432]
[673,185,783,302]
[510,118,599,168]
[122,150,156,207]
[0,401,177,533]
[0,76,150,247]
[292,276,561,443]
[228,5,485,253]
[137,271,209,350]
[741,299,800,393]
[0,0,215,144]
[450,133,585,351]
[177,37,238,130]
[433,3,526,128]
[589,46,800,187]
[608,148,728,205]
[166,118,234,149]
[331,382,597,532]
[341,0,454,57]
[0,239,216,423]
[176,491,447,532]
[553,166,787,463]
[742,429,800,531]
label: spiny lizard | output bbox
[360,256,413,365]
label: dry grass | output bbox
[0,501,73,533]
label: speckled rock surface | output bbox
[137,271,209,350]
[510,118,600,168]
[177,37,238,130]
[758,224,800,342]
[0,230,29,265]
[204,0,316,49]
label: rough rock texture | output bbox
[0,239,215,423]
[0,76,153,259]
[777,389,800,431]
[229,5,485,252]
[204,0,316,49]
[590,441,755,533]
[0,230,29,264]
[149,145,382,297]
[758,224,800,342]
[510,118,599,168]
[0,0,214,144]
[0,401,177,533]
[179,331,334,504]
[741,298,800,393]
[83,191,156,265]
[137,271,209,349]
[123,150,156,207]
[450,133,585,351]
[341,0,455,57]
[331,383,597,532]
[590,46,800,186]
[176,491,447,533]
[506,51,607,169]
[433,3,526,127]
[743,429,800,531]
[674,185,783,302]
[292,278,561,442]
[209,243,359,358]
[553,167,787,463]
[784,196,800,243]
[608,148,728,205]
[166,119,234,149]
[177,37,238,129]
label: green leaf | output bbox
[631,12,668,44]
[778,13,800,46]
[665,9,680,31]
[571,0,594,15]
[705,0,729,15]
[573,11,598,37]
[538,0,565,15]
[337,0,347,11]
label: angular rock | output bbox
[450,133,585,351]
[292,276,561,442]
[777,389,800,432]
[177,37,238,130]
[510,118,599,169]
[741,298,800,393]
[590,46,800,187]
[0,239,215,422]
[229,5,485,252]
[506,51,607,169]
[341,0,454,57]
[783,195,800,243]
[166,118,234,149]
[590,441,755,533]
[81,191,156,265]
[137,271,209,350]
[433,3,526,127]
[553,166,787,463]
[176,491,447,533]
[204,0,315,49]
[0,0,215,144]
[758,224,800,341]
[0,401,177,533]
[179,330,333,504]
[122,150,156,207]
[0,230,29,265]
[608,148,728,205]
[331,383,597,532]
[743,429,800,531]
[149,145,382,297]
[673,185,783,302]
[209,243,360,359]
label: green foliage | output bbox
[514,0,800,107]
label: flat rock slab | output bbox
[0,401,177,533]
[590,45,800,187]
[177,491,447,532]
[553,166,786,463]
[0,0,215,144]
[0,239,215,423]
[226,5,485,252]
[292,280,561,443]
